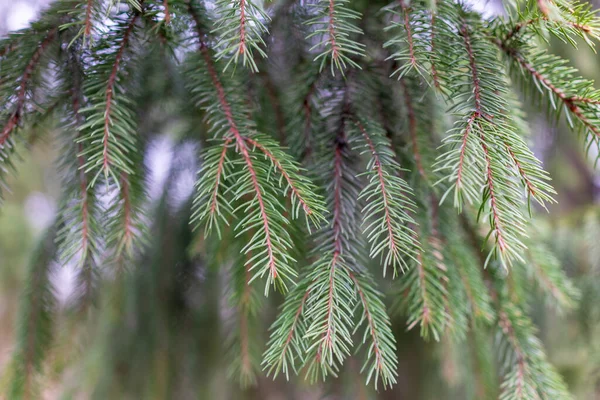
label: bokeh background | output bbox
[1,0,600,399]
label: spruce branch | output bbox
[59,0,102,46]
[263,279,311,380]
[306,0,365,75]
[350,271,398,390]
[434,5,553,267]
[0,27,57,201]
[495,35,600,155]
[521,0,600,48]
[354,119,419,277]
[77,11,141,188]
[187,1,324,293]
[227,250,262,388]
[55,46,101,279]
[384,0,432,81]
[212,0,270,72]
[496,299,573,400]
[398,226,449,341]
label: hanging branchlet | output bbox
[264,81,398,388]
[212,0,270,72]
[496,295,573,400]
[434,4,555,268]
[59,0,103,46]
[495,28,600,158]
[54,44,101,310]
[384,0,433,82]
[306,0,365,75]
[78,12,141,186]
[77,10,148,268]
[350,271,398,389]
[396,217,449,341]
[0,26,58,202]
[512,0,600,48]
[354,119,419,277]
[1,0,598,396]
[521,226,580,312]
[186,0,326,294]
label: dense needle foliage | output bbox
[1,0,600,398]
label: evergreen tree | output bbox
[1,0,599,398]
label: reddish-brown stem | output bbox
[244,137,312,215]
[494,39,600,139]
[316,133,346,362]
[571,96,600,105]
[102,15,139,172]
[239,0,247,55]
[163,0,170,24]
[72,89,90,257]
[328,0,340,60]
[462,23,482,113]
[407,251,431,330]
[400,0,417,67]
[1,29,56,145]
[84,0,94,37]
[189,4,278,280]
[463,22,508,253]
[504,17,593,43]
[537,0,550,16]
[355,121,398,261]
[506,144,537,197]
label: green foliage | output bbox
[306,0,365,74]
[212,0,269,72]
[6,227,57,400]
[1,0,598,397]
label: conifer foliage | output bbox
[1,0,598,398]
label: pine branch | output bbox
[496,298,573,400]
[212,0,270,72]
[398,225,449,341]
[350,271,398,390]
[187,1,325,293]
[494,35,600,155]
[306,0,365,75]
[263,279,311,380]
[79,12,140,186]
[434,5,552,267]
[384,0,432,81]
[354,118,419,277]
[0,27,57,201]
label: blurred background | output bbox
[1,0,600,399]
